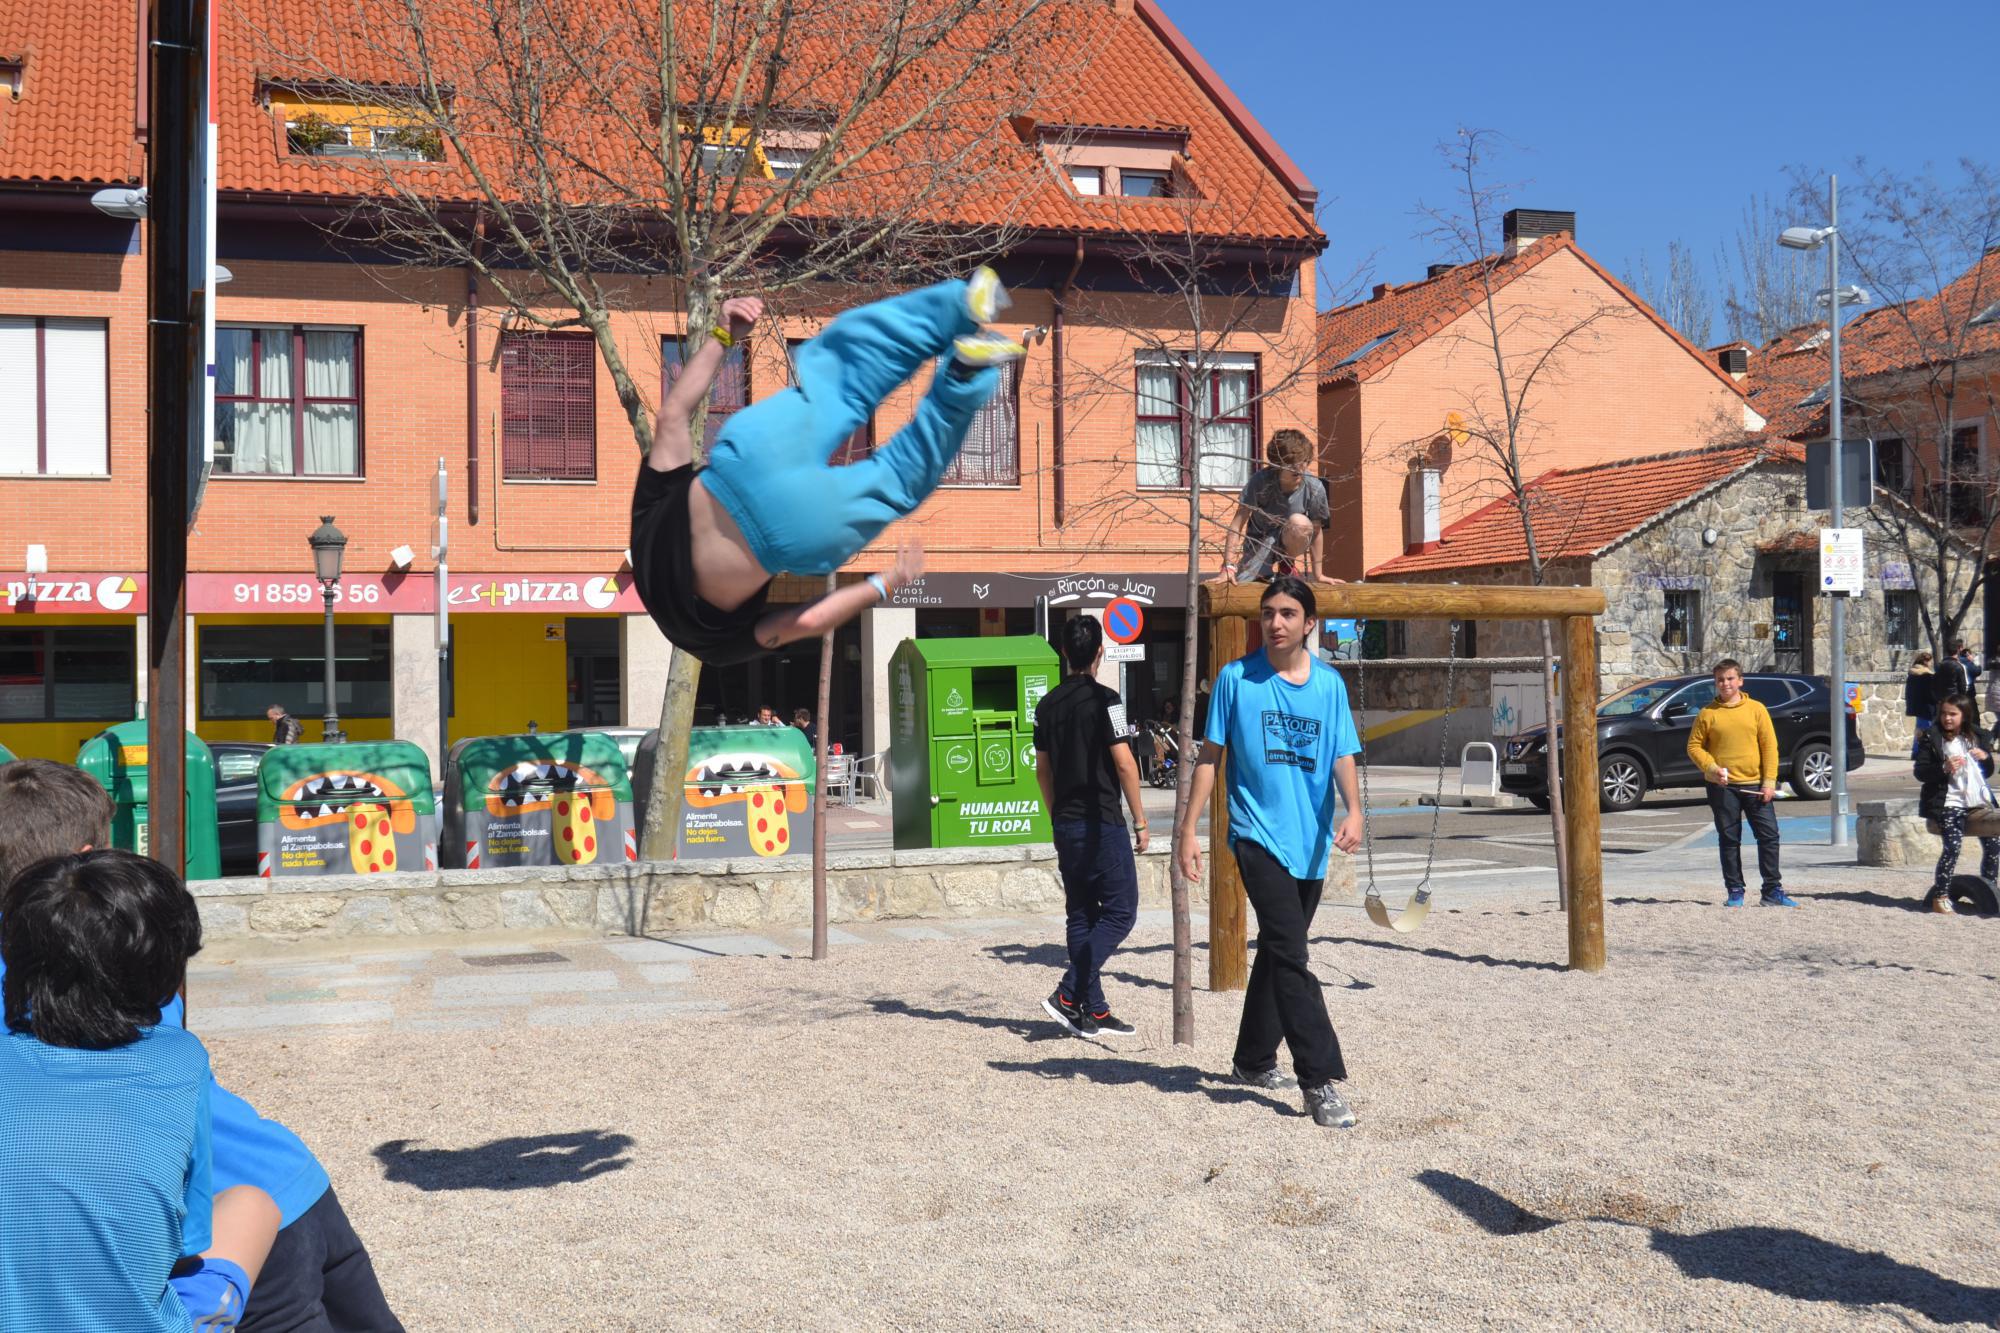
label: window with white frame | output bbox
[0,316,109,476]
[1066,165,1103,196]
[1135,351,1259,489]
[215,325,362,476]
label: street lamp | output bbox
[308,516,348,744]
[1780,178,1866,847]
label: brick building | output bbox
[1317,212,1763,581]
[0,0,1324,766]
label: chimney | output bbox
[1404,461,1441,553]
[1426,263,1456,279]
[1503,208,1576,258]
[1717,346,1749,379]
[1372,282,1397,300]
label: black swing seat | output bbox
[1944,874,1999,916]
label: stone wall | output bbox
[189,846,1358,945]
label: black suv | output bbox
[1500,672,1864,812]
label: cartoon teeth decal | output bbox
[278,771,416,832]
[482,761,615,820]
[682,752,807,857]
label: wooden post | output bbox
[1560,614,1605,971]
[1207,614,1248,991]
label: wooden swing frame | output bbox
[1198,580,1610,978]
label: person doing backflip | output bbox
[632,270,1021,665]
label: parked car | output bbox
[1500,672,1864,813]
[211,741,271,877]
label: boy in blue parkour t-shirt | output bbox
[1177,577,1365,1130]
[0,759,402,1332]
[0,849,221,1332]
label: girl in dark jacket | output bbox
[1913,692,1999,914]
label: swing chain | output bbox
[1356,621,1377,895]
[1355,618,1460,905]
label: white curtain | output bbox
[0,318,37,475]
[1199,368,1253,489]
[41,319,108,475]
[222,329,294,474]
[302,330,358,474]
[1135,363,1181,488]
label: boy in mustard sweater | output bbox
[1687,659,1797,907]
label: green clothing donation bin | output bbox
[888,636,1057,850]
[76,722,221,879]
[255,741,437,878]
[0,740,15,764]
[442,731,638,869]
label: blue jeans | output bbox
[1707,784,1782,895]
[699,279,994,576]
[1050,820,1139,1012]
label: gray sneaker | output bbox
[1302,1081,1357,1129]
[1231,1061,1298,1090]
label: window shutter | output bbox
[0,318,36,475]
[503,334,596,480]
[943,360,1018,485]
[41,318,109,475]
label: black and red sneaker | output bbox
[1083,1006,1135,1038]
[1041,988,1082,1036]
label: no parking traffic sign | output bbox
[1104,597,1144,644]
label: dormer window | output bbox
[0,60,22,101]
[266,84,445,162]
[1035,123,1195,201]
[680,121,825,181]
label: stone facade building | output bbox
[1364,442,1977,754]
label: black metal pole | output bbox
[146,0,201,878]
[322,582,340,743]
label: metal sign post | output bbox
[434,459,450,770]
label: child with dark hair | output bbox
[0,849,223,1331]
[1032,613,1149,1038]
[1913,692,1999,915]
[633,271,1024,665]
[0,759,401,1333]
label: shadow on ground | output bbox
[1419,1170,2000,1325]
[374,1130,634,1191]
[868,996,1067,1042]
[1315,934,1563,973]
[989,1057,1293,1115]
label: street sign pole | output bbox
[1827,176,1848,848]
[434,458,450,771]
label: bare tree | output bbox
[1046,182,1334,1046]
[1718,192,1821,345]
[1408,129,1643,895]
[252,0,1088,859]
[1627,239,1714,347]
[1807,160,2000,657]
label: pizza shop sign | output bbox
[1,574,146,614]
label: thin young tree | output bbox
[1802,160,2000,660]
[1628,239,1714,347]
[1718,191,1823,345]
[1407,129,1643,897]
[251,0,1088,860]
[1048,180,1335,1045]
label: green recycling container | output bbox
[75,721,222,880]
[889,635,1057,850]
[255,740,437,879]
[442,731,638,869]
[0,740,15,764]
[670,725,817,860]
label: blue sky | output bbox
[1159,0,2000,336]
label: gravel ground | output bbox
[205,866,2000,1331]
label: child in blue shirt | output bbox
[1177,576,1364,1130]
[0,848,227,1332]
[0,759,401,1332]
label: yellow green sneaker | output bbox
[966,265,1010,323]
[950,331,1026,367]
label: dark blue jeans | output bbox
[1707,783,1782,895]
[240,1187,403,1332]
[1051,820,1139,1012]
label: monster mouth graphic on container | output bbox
[483,762,615,816]
[683,752,808,858]
[279,771,415,832]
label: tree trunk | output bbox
[638,280,716,861]
[1537,617,1571,906]
[1168,384,1202,1048]
[812,572,835,960]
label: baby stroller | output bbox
[1143,720,1182,790]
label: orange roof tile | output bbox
[2,0,1320,249]
[1368,442,1804,577]
[1747,249,2000,441]
[1318,235,1746,398]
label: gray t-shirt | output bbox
[1237,467,1329,575]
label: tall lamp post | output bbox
[1780,175,1869,847]
[309,516,347,744]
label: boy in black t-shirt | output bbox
[1032,615,1150,1038]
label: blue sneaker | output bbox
[1759,890,1800,908]
[1724,890,1745,908]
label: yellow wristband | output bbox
[710,325,734,348]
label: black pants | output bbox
[1707,784,1782,895]
[1931,805,2000,899]
[241,1188,404,1333]
[1231,840,1346,1087]
[1050,819,1139,1011]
